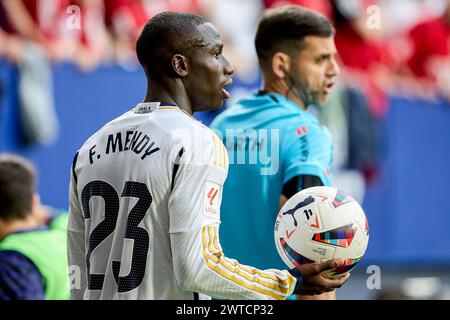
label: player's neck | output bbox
[0,215,40,242]
[263,79,307,110]
[143,79,194,115]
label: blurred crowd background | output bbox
[2,0,450,100]
[1,0,450,299]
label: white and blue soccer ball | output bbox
[274,186,369,278]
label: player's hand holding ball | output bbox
[275,186,369,294]
[294,259,349,295]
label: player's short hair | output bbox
[136,11,208,78]
[255,5,334,71]
[0,154,36,221]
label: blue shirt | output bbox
[210,92,333,270]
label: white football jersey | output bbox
[68,102,297,300]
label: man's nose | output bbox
[327,58,340,77]
[223,57,234,76]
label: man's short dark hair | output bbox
[0,154,36,221]
[255,5,334,70]
[136,11,208,78]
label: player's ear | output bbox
[272,52,290,79]
[171,54,189,78]
[32,193,41,209]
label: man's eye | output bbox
[215,51,222,58]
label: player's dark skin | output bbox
[140,21,349,296]
[142,23,233,115]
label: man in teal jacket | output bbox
[211,5,340,300]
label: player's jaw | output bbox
[313,78,336,104]
[190,77,233,111]
[323,81,335,95]
[206,75,233,109]
[221,78,233,100]
[321,80,335,101]
[207,78,232,109]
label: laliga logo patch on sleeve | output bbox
[203,180,222,219]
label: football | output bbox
[274,186,369,278]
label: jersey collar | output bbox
[253,91,319,122]
[133,102,178,114]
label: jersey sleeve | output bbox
[168,129,298,300]
[67,152,88,300]
[282,122,332,187]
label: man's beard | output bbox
[285,71,321,106]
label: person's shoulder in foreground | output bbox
[0,154,69,300]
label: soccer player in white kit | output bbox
[67,12,349,300]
